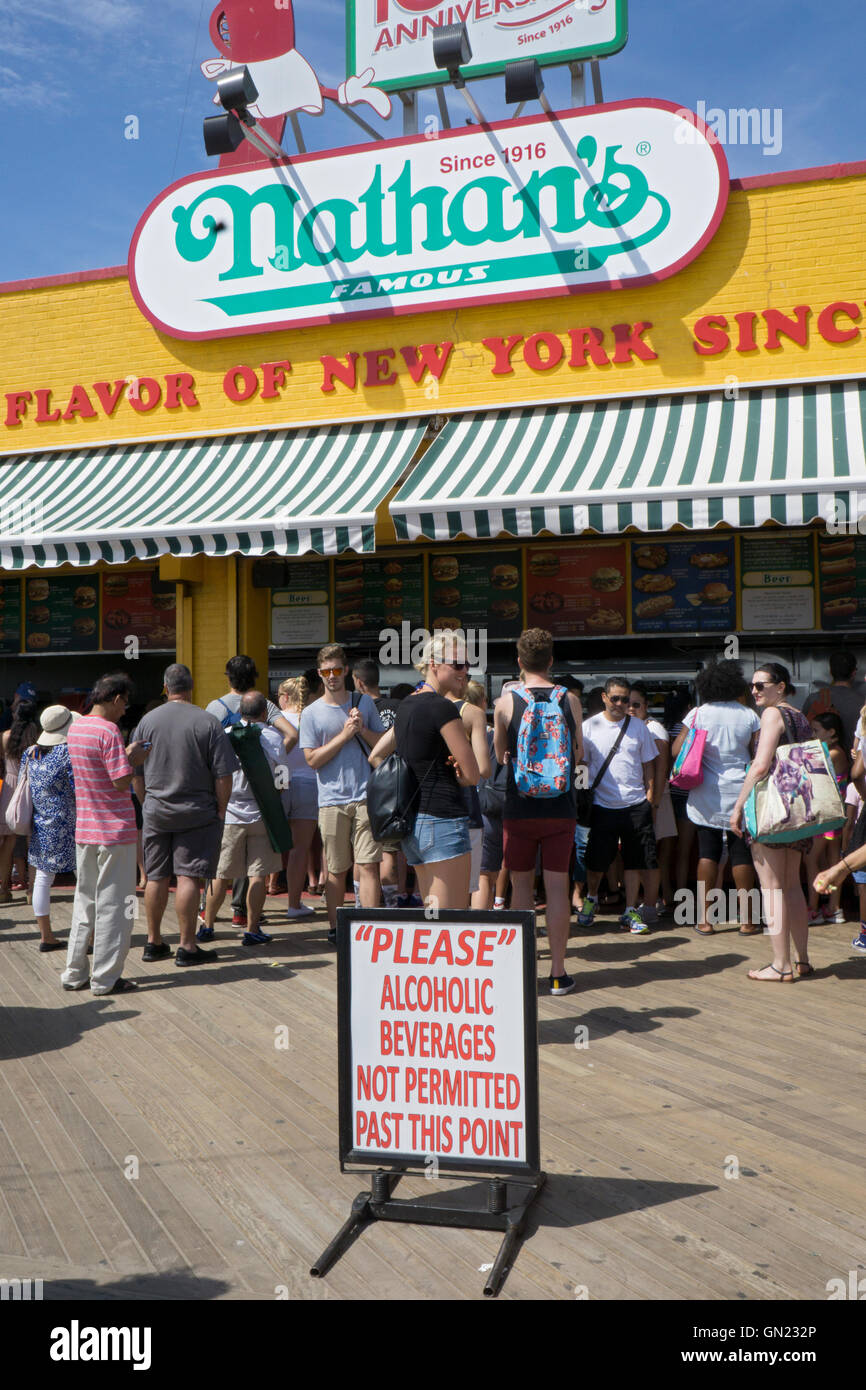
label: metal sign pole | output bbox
[399,90,418,137]
[569,61,586,107]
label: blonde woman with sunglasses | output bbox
[369,632,480,909]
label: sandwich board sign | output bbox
[347,0,628,92]
[312,908,543,1296]
[338,909,540,1174]
[129,99,728,340]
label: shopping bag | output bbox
[670,725,707,791]
[743,739,845,844]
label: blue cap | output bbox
[15,682,37,701]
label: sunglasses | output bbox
[319,666,344,677]
[607,694,629,704]
[751,680,776,692]
[446,661,470,671]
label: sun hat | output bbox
[36,705,79,747]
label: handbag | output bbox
[670,715,706,790]
[576,716,631,829]
[366,753,437,845]
[5,754,33,836]
[743,708,846,844]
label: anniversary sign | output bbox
[130,100,727,339]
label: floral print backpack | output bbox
[513,685,572,798]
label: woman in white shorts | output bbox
[278,677,320,920]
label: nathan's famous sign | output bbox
[348,0,627,91]
[129,101,728,340]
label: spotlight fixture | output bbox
[504,58,552,113]
[203,112,245,157]
[432,24,472,87]
[431,23,487,124]
[202,65,285,161]
[215,65,259,112]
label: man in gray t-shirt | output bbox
[133,664,237,968]
[299,645,384,937]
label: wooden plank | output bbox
[0,1067,107,1269]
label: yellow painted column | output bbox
[237,557,270,689]
[159,554,236,706]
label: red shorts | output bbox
[503,818,576,873]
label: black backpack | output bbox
[366,753,422,842]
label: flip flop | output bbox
[748,963,794,982]
[795,962,815,977]
[694,925,715,936]
[98,978,138,994]
[739,925,763,935]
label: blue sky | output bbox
[1,0,863,281]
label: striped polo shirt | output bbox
[67,715,135,845]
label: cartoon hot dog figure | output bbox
[201,1,391,167]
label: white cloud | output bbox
[0,62,66,109]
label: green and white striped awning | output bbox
[0,418,426,569]
[391,382,866,539]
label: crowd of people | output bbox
[1,637,864,998]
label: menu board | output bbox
[333,554,424,646]
[24,574,100,652]
[101,570,177,651]
[816,534,866,631]
[740,533,816,631]
[272,560,330,646]
[526,542,628,637]
[630,537,735,633]
[0,580,22,654]
[428,549,522,640]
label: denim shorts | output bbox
[285,777,318,821]
[853,870,866,885]
[402,814,471,866]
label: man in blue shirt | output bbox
[300,645,384,942]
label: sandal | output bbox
[739,925,763,935]
[795,962,815,977]
[694,925,715,936]
[747,963,794,982]
[100,978,138,994]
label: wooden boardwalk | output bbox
[0,888,864,1301]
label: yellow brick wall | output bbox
[1,170,865,456]
[3,166,866,671]
[237,558,270,689]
